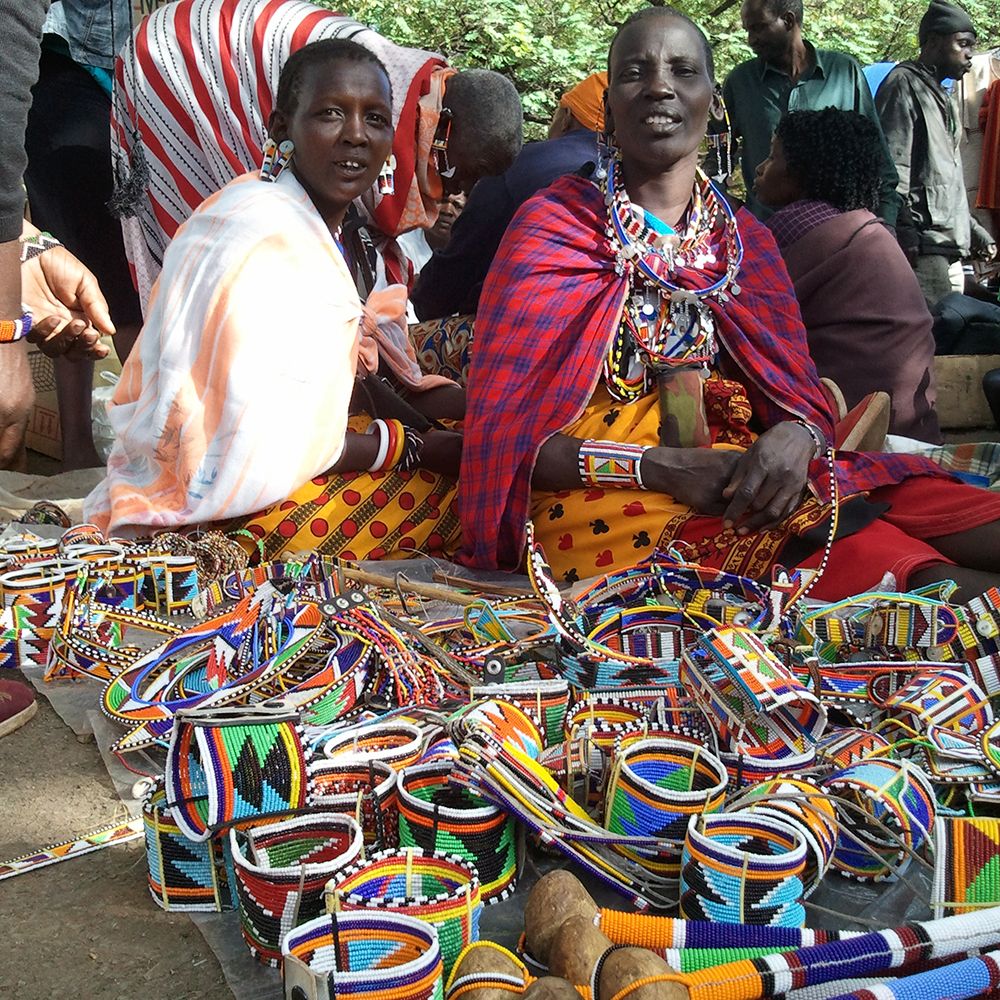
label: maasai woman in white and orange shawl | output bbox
[113,0,521,310]
[87,39,462,562]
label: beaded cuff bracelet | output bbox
[19,231,60,263]
[578,439,649,489]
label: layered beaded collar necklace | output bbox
[602,153,744,299]
[600,154,746,402]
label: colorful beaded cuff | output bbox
[307,758,400,851]
[578,439,649,489]
[165,702,308,842]
[680,812,808,928]
[19,231,60,263]
[283,910,444,1000]
[398,762,517,905]
[325,847,482,976]
[142,779,236,912]
[0,310,32,344]
[231,812,363,967]
[932,816,1000,918]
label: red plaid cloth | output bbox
[458,174,948,570]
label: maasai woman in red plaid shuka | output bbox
[457,5,1000,601]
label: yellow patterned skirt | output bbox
[232,418,459,562]
[530,380,831,585]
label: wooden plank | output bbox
[933,354,1000,429]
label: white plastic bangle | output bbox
[366,419,390,473]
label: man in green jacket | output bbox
[876,0,997,309]
[723,0,900,222]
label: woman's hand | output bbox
[22,245,116,361]
[641,447,742,515]
[721,422,816,534]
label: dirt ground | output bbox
[0,676,229,1000]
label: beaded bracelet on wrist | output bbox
[19,231,60,263]
[578,438,649,489]
[0,310,32,344]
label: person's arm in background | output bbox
[411,174,516,321]
[855,63,901,227]
[0,0,49,470]
[876,73,920,263]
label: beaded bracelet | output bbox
[0,310,32,344]
[19,231,60,263]
[732,778,839,897]
[822,758,936,882]
[230,812,363,967]
[165,702,308,842]
[791,418,825,459]
[680,812,808,928]
[321,721,426,771]
[283,910,443,1000]
[605,738,728,882]
[447,699,544,761]
[325,847,482,976]
[578,439,649,489]
[883,666,993,736]
[932,816,1000,918]
[142,778,237,912]
[397,761,517,905]
[307,758,400,851]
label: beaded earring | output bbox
[595,126,616,182]
[704,95,734,184]
[259,137,294,182]
[377,153,397,195]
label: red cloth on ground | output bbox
[799,477,1000,600]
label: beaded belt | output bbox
[165,702,308,841]
[231,812,363,967]
[325,847,481,976]
[283,910,443,1000]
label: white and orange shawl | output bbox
[85,170,363,535]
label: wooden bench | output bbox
[933,354,1000,430]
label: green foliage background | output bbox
[324,0,999,136]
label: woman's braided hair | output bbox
[774,108,882,213]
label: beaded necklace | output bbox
[601,155,744,403]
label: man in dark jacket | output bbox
[877,0,997,308]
